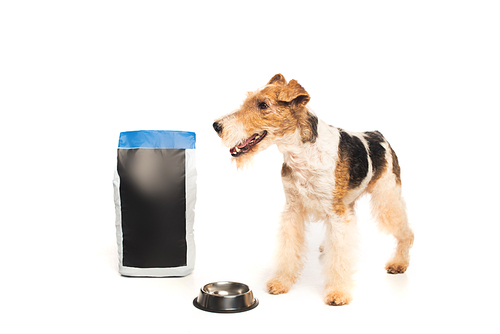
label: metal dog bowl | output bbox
[193,281,259,313]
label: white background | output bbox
[1,1,499,333]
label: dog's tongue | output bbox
[237,134,258,149]
[230,136,254,155]
[229,131,266,156]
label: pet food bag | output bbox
[113,130,196,277]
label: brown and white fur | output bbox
[213,74,414,305]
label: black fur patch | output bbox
[281,162,292,178]
[338,129,369,189]
[390,145,401,185]
[301,112,318,143]
[364,131,387,183]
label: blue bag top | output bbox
[118,130,196,149]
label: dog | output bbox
[213,74,414,305]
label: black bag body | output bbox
[113,130,196,277]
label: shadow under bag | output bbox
[113,130,196,277]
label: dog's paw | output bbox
[267,278,291,295]
[385,261,408,274]
[325,290,352,306]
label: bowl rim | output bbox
[202,281,250,297]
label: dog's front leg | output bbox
[267,203,306,295]
[323,211,359,305]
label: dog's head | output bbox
[213,74,318,168]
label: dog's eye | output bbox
[258,102,269,110]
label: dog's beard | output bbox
[228,131,269,170]
[232,151,254,170]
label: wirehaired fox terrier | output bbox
[213,74,414,305]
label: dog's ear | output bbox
[267,73,287,86]
[278,80,310,107]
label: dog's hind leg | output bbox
[369,174,414,274]
[267,203,307,295]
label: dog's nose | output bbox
[213,122,223,135]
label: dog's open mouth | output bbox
[230,131,267,157]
